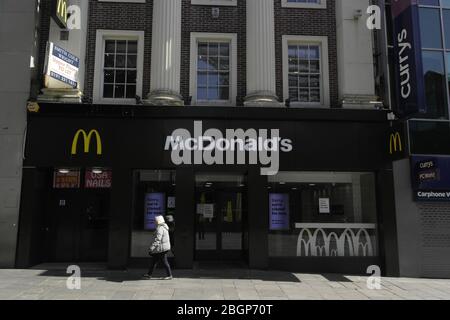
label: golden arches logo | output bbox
[56,0,68,26]
[389,132,403,155]
[71,129,102,156]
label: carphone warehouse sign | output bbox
[391,0,426,116]
[412,156,450,201]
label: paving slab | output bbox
[1,265,450,300]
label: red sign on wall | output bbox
[53,170,80,189]
[85,170,112,189]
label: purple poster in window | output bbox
[144,193,166,230]
[269,193,290,231]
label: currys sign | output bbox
[391,0,426,116]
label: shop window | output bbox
[268,172,378,258]
[130,170,176,258]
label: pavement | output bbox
[1,264,450,300]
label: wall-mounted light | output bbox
[58,168,70,174]
[353,9,363,20]
[212,7,220,18]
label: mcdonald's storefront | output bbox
[15,103,401,276]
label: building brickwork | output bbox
[84,0,153,103]
[37,0,340,106]
[274,0,338,107]
[180,0,247,105]
[37,0,51,94]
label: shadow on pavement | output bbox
[30,263,304,283]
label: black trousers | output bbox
[148,251,172,277]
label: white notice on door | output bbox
[319,198,330,214]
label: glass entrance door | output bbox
[195,173,248,262]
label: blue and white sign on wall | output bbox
[412,156,450,201]
[269,193,290,231]
[45,42,79,88]
[391,0,426,116]
[144,193,166,230]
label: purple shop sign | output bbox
[269,193,290,231]
[144,193,166,230]
[391,0,426,116]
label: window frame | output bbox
[190,32,238,107]
[417,1,450,119]
[282,35,330,108]
[281,0,327,9]
[98,0,146,3]
[93,29,144,105]
[191,0,237,6]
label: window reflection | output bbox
[131,170,176,258]
[423,51,448,118]
[268,172,378,258]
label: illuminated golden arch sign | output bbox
[53,0,68,29]
[71,129,102,156]
[389,132,403,155]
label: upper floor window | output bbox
[103,40,138,99]
[416,0,450,118]
[288,44,321,104]
[98,0,146,3]
[282,35,329,107]
[191,0,237,6]
[282,0,327,9]
[190,33,237,106]
[93,30,144,104]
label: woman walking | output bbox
[143,215,173,280]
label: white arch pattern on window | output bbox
[295,223,377,257]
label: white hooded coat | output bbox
[150,222,171,254]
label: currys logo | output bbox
[397,29,412,99]
[391,0,426,116]
[164,121,293,176]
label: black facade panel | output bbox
[18,106,397,273]
[248,168,269,269]
[107,168,133,269]
[174,167,195,269]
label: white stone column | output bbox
[146,0,183,106]
[336,0,378,108]
[245,0,281,107]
